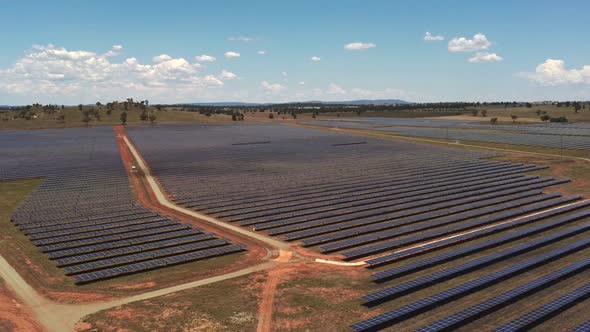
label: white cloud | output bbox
[468,52,503,63]
[260,81,285,93]
[196,54,216,62]
[0,44,226,102]
[104,45,123,57]
[224,51,240,58]
[448,33,491,52]
[282,71,288,77]
[327,83,346,95]
[518,59,590,86]
[219,70,238,80]
[257,50,266,55]
[299,81,305,85]
[228,36,255,42]
[152,54,173,63]
[310,56,321,62]
[203,75,224,86]
[344,42,376,50]
[424,32,444,41]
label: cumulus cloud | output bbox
[152,54,173,63]
[219,70,238,80]
[424,32,444,41]
[468,52,503,63]
[0,44,226,101]
[257,50,266,55]
[310,56,321,62]
[448,33,491,52]
[196,54,216,62]
[260,81,285,93]
[344,42,376,50]
[518,59,590,86]
[224,51,240,58]
[104,45,123,57]
[228,36,255,42]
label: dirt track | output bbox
[256,251,293,332]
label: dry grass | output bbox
[436,104,590,123]
[80,273,264,332]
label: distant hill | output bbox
[318,99,410,105]
[186,99,410,107]
[186,102,265,107]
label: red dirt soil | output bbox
[0,283,43,332]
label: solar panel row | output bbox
[352,234,590,331]
[417,256,590,331]
[365,200,590,268]
[363,219,590,305]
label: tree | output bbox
[511,114,518,123]
[120,111,128,125]
[471,110,478,116]
[81,110,91,126]
[540,114,550,122]
[574,102,581,113]
[525,102,532,108]
[140,109,148,121]
[232,113,237,121]
[148,113,157,124]
[57,114,65,123]
[550,116,568,123]
[481,110,488,117]
[535,110,542,116]
[268,113,274,119]
[78,104,83,111]
[490,117,498,125]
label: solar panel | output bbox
[364,221,590,305]
[313,193,568,251]
[372,208,590,282]
[366,199,590,268]
[571,320,590,332]
[495,282,590,331]
[351,234,590,331]
[416,256,590,331]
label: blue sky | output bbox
[1,0,589,104]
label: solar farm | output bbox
[2,121,590,331]
[0,127,246,285]
[306,118,590,151]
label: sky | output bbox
[0,0,589,105]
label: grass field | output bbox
[0,106,234,130]
[437,104,590,123]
